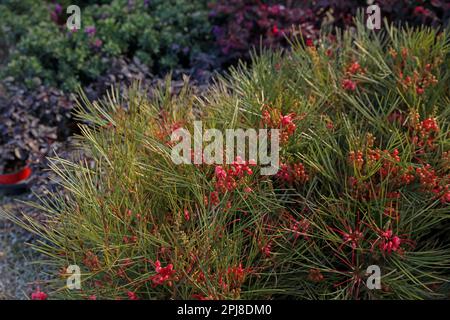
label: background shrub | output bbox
[0,0,212,91]
[209,0,450,64]
[208,0,318,62]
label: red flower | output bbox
[421,118,439,132]
[414,6,430,16]
[261,242,272,257]
[416,87,424,95]
[289,215,311,241]
[416,164,439,190]
[342,229,364,249]
[441,189,450,203]
[83,251,101,271]
[348,150,364,169]
[371,228,413,255]
[272,25,280,36]
[347,61,362,75]
[227,263,251,284]
[127,291,138,300]
[308,268,324,282]
[149,260,176,287]
[184,209,190,221]
[262,106,300,143]
[379,229,401,253]
[277,161,309,184]
[342,79,357,91]
[31,289,48,300]
[192,294,209,300]
[210,191,220,206]
[305,38,314,47]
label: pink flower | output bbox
[92,38,103,49]
[215,166,227,180]
[268,5,283,15]
[281,115,293,126]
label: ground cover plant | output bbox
[4,18,449,300]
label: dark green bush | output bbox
[0,0,212,91]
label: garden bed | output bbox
[0,1,449,300]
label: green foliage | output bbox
[0,0,211,91]
[2,21,449,300]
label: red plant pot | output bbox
[0,166,32,196]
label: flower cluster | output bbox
[217,263,253,296]
[262,106,299,144]
[276,162,309,184]
[341,61,365,91]
[341,79,357,91]
[308,268,324,282]
[206,157,256,207]
[289,215,311,242]
[409,112,440,152]
[372,229,402,254]
[348,150,364,169]
[155,111,184,146]
[391,47,439,95]
[416,164,450,203]
[347,146,422,203]
[189,263,253,299]
[127,291,139,300]
[214,157,255,192]
[149,260,176,287]
[83,251,101,271]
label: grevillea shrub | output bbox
[4,20,450,299]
